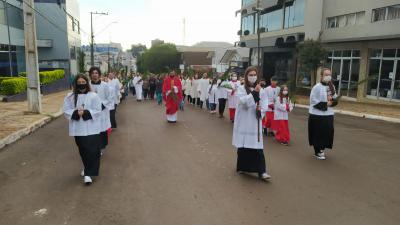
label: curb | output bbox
[0,109,63,150]
[296,104,400,124]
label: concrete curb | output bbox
[0,109,63,150]
[296,104,400,124]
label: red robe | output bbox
[162,76,183,115]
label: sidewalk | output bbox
[294,95,400,122]
[0,90,70,149]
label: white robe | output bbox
[191,79,200,98]
[184,79,192,96]
[274,96,293,120]
[264,86,280,112]
[133,76,143,100]
[232,86,268,149]
[227,80,240,109]
[63,92,103,137]
[90,81,113,132]
[207,84,218,104]
[309,83,337,116]
[197,78,210,102]
[108,78,121,105]
[216,81,229,100]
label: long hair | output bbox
[244,66,260,94]
[278,85,289,104]
[72,74,91,107]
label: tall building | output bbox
[82,43,123,73]
[238,0,400,103]
[0,0,81,78]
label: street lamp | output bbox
[90,11,108,67]
[253,2,263,69]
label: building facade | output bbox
[0,0,81,78]
[238,0,400,103]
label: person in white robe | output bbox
[216,78,229,118]
[191,74,200,105]
[63,74,103,185]
[309,68,338,160]
[89,67,113,151]
[184,77,192,104]
[107,73,121,128]
[133,74,144,101]
[197,73,209,109]
[232,66,270,180]
[208,78,218,114]
[227,73,240,122]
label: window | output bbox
[388,5,400,20]
[284,0,305,28]
[242,0,254,7]
[70,16,75,31]
[0,2,6,25]
[326,11,365,29]
[76,20,80,34]
[372,4,400,22]
[70,46,76,59]
[260,8,283,32]
[5,4,24,30]
[241,14,255,34]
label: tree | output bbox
[130,44,147,58]
[136,43,180,74]
[78,50,85,73]
[296,39,327,85]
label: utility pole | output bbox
[256,0,261,69]
[107,44,110,73]
[4,1,14,76]
[90,11,108,67]
[23,0,42,113]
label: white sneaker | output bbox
[315,153,326,160]
[84,176,92,185]
[261,173,271,180]
[80,169,84,177]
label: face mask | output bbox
[322,76,332,83]
[232,76,237,81]
[217,79,221,85]
[248,76,257,84]
[77,84,86,92]
[283,91,288,95]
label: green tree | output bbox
[296,39,327,84]
[78,50,85,73]
[136,43,180,74]
[130,44,147,58]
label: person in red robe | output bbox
[162,70,183,123]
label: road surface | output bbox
[0,97,399,225]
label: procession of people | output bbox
[63,65,338,185]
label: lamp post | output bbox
[253,0,262,69]
[90,11,108,67]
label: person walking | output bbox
[185,76,192,104]
[162,70,183,123]
[155,75,164,105]
[232,66,271,180]
[216,78,228,118]
[197,73,209,109]
[133,74,143,101]
[63,74,103,185]
[191,74,200,106]
[274,85,294,146]
[208,78,218,114]
[142,77,150,100]
[149,75,157,100]
[308,68,338,160]
[227,73,240,122]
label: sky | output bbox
[79,0,241,50]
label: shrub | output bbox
[39,69,65,85]
[0,77,14,85]
[0,78,27,95]
[18,72,27,77]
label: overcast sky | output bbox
[79,0,241,50]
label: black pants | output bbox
[196,98,201,107]
[143,89,149,99]
[187,95,192,103]
[199,100,204,109]
[218,98,227,116]
[99,131,108,149]
[110,104,117,128]
[237,148,266,175]
[75,135,101,176]
[149,86,156,99]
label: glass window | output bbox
[349,59,360,98]
[242,14,255,34]
[261,9,283,32]
[343,50,352,57]
[370,49,382,58]
[0,2,6,25]
[70,46,76,59]
[6,4,24,30]
[367,59,380,96]
[352,50,360,57]
[397,49,400,58]
[372,7,387,22]
[383,49,396,58]
[333,51,342,57]
[337,15,347,27]
[284,0,305,28]
[387,4,400,20]
[346,13,356,26]
[326,17,337,28]
[242,0,254,7]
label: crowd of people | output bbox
[63,66,338,185]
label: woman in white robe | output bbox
[133,75,144,101]
[308,68,338,160]
[63,74,103,185]
[191,74,200,105]
[208,78,218,114]
[184,77,192,103]
[232,66,270,180]
[89,67,113,151]
[197,73,209,109]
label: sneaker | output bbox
[315,153,326,160]
[84,176,92,185]
[281,142,289,146]
[261,173,271,180]
[80,169,84,177]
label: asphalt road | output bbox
[0,96,399,225]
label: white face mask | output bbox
[232,76,237,81]
[247,76,257,84]
[322,75,332,83]
[283,91,288,95]
[217,79,221,84]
